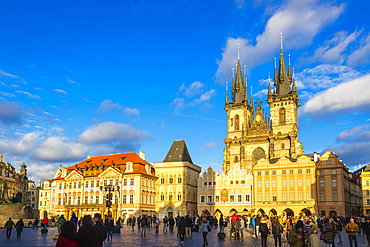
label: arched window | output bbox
[169,192,173,201]
[178,192,181,201]
[235,115,240,130]
[160,193,164,201]
[178,176,182,184]
[160,176,165,184]
[282,143,285,149]
[280,108,285,123]
[235,156,238,163]
[169,175,173,184]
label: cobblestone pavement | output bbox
[0,225,369,246]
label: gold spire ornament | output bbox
[280,32,283,50]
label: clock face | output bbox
[256,114,261,122]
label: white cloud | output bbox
[14,131,40,155]
[178,81,205,97]
[253,89,268,99]
[204,141,221,151]
[33,136,88,162]
[98,99,122,113]
[0,91,16,98]
[347,33,370,67]
[16,90,41,99]
[215,0,345,82]
[0,102,24,125]
[0,69,26,84]
[170,97,185,110]
[301,74,370,115]
[336,123,370,142]
[122,107,140,116]
[188,89,216,106]
[78,121,149,145]
[67,77,77,84]
[53,89,67,94]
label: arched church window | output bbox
[252,147,266,167]
[178,192,181,201]
[178,176,182,184]
[282,143,285,149]
[280,108,285,123]
[169,175,173,184]
[160,193,164,201]
[235,115,240,130]
[235,156,238,163]
[169,192,173,201]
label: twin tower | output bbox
[223,40,303,173]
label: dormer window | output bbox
[126,162,134,172]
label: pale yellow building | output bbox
[197,164,253,218]
[153,140,201,219]
[355,165,370,215]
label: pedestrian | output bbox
[104,216,114,241]
[140,215,147,237]
[4,217,15,238]
[259,217,269,247]
[255,214,261,238]
[336,217,343,245]
[33,217,39,230]
[55,221,79,247]
[252,215,256,236]
[185,215,192,238]
[155,215,159,234]
[329,218,337,247]
[92,213,107,247]
[305,224,319,247]
[42,215,49,231]
[364,218,370,245]
[321,218,334,247]
[61,215,102,247]
[240,216,245,239]
[288,220,304,247]
[234,217,241,240]
[15,218,24,238]
[163,216,168,232]
[200,217,210,247]
[178,216,186,246]
[272,218,283,247]
[345,218,359,247]
[131,216,136,229]
[57,215,66,235]
[169,216,175,231]
[70,212,78,226]
[219,214,224,234]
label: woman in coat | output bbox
[178,216,186,246]
[259,217,269,247]
[321,218,334,247]
[200,218,210,247]
[305,224,320,247]
[55,221,79,247]
[15,218,24,238]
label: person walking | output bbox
[363,218,370,245]
[55,221,79,247]
[329,218,337,247]
[33,218,39,230]
[288,220,304,247]
[169,216,175,231]
[70,212,78,226]
[140,215,147,237]
[234,217,241,240]
[163,216,168,232]
[57,215,66,235]
[252,215,256,237]
[240,216,245,239]
[4,217,16,238]
[259,217,269,247]
[255,214,261,238]
[155,215,159,234]
[178,216,186,246]
[305,224,320,247]
[219,214,224,234]
[15,218,24,238]
[200,218,210,247]
[104,216,114,241]
[93,213,107,247]
[321,218,334,247]
[272,218,283,247]
[345,218,359,247]
[131,216,136,229]
[42,215,49,231]
[336,217,343,245]
[185,215,192,238]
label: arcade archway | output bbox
[269,209,278,216]
[257,208,265,216]
[300,208,312,217]
[283,208,294,217]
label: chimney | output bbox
[139,151,145,160]
[313,152,320,163]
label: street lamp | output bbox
[100,184,120,217]
[206,202,215,216]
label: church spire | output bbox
[250,86,253,108]
[225,81,229,104]
[276,33,291,96]
[288,54,292,79]
[232,43,246,104]
[268,73,272,97]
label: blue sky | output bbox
[0,0,370,181]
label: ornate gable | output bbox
[98,166,122,179]
[65,170,84,180]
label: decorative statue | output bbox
[0,154,2,162]
[0,179,11,204]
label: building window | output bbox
[258,194,262,202]
[169,176,173,184]
[68,197,71,205]
[245,194,250,202]
[200,195,205,203]
[281,143,285,149]
[241,180,245,185]
[282,180,287,187]
[298,179,303,187]
[273,194,277,201]
[258,171,261,176]
[104,180,107,186]
[320,193,325,202]
[265,194,270,201]
[327,160,331,164]
[235,180,239,185]
[96,181,100,187]
[290,193,295,201]
[289,169,294,175]
[58,198,61,205]
[265,181,269,188]
[235,115,239,130]
[77,197,81,205]
[331,169,337,175]
[160,193,164,201]
[320,180,325,187]
[73,182,76,189]
[229,195,235,203]
[123,195,127,204]
[332,179,337,187]
[40,201,42,206]
[265,171,269,175]
[230,118,233,126]
[85,196,88,204]
[258,181,262,188]
[282,170,286,175]
[130,178,134,186]
[178,193,182,201]
[123,179,127,186]
[298,169,302,174]
[366,181,369,186]
[306,169,311,174]
[230,181,234,186]
[307,179,311,187]
[160,177,164,184]
[78,182,81,188]
[272,180,277,187]
[206,195,212,203]
[129,195,134,204]
[319,170,324,175]
[237,195,242,203]
[290,179,294,187]
[307,192,311,201]
[115,179,119,186]
[59,183,62,189]
[178,176,182,183]
[299,193,303,201]
[215,195,220,202]
[272,171,276,175]
[280,108,285,123]
[333,193,338,201]
[63,183,66,189]
[169,192,173,201]
[282,193,287,201]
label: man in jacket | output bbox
[329,218,337,247]
[4,217,15,238]
[363,218,370,245]
[163,216,168,232]
[93,213,107,246]
[345,218,359,247]
[288,220,304,247]
[336,217,343,245]
[185,215,192,238]
[104,216,114,241]
[140,215,147,237]
[219,214,224,234]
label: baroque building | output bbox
[153,140,201,219]
[39,151,157,220]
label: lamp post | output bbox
[100,184,120,218]
[206,202,215,216]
